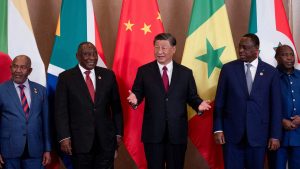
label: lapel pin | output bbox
[33,88,38,94]
[98,76,102,80]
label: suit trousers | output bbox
[223,136,266,169]
[3,140,44,169]
[143,124,187,169]
[268,146,300,169]
[71,136,115,169]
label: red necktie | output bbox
[162,66,169,92]
[18,85,29,119]
[84,71,95,102]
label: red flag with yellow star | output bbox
[112,0,164,168]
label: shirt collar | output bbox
[244,58,258,68]
[157,60,173,72]
[78,64,95,76]
[13,79,29,89]
[277,65,300,78]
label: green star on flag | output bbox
[196,39,224,78]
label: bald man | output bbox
[0,55,51,169]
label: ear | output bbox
[28,68,33,75]
[172,46,176,54]
[255,48,260,57]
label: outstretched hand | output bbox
[198,100,211,111]
[127,90,138,109]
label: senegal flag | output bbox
[181,0,236,168]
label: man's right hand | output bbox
[60,138,72,155]
[214,132,225,144]
[282,119,296,130]
[127,90,138,108]
[0,154,4,168]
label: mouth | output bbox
[285,62,294,66]
[14,74,22,78]
[87,62,96,66]
[156,55,165,59]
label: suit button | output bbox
[165,98,168,101]
[23,133,27,136]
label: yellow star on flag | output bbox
[156,12,162,21]
[124,20,134,31]
[141,23,151,35]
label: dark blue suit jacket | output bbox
[0,80,51,158]
[213,59,282,146]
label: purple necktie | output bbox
[18,85,29,119]
[162,66,169,92]
[85,70,95,102]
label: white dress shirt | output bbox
[157,61,173,84]
[244,58,258,81]
[14,79,31,108]
[78,64,96,90]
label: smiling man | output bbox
[213,33,282,169]
[127,33,211,169]
[54,42,123,169]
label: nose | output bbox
[239,47,244,52]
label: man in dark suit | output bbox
[55,42,123,169]
[0,55,51,169]
[127,33,211,169]
[213,33,282,169]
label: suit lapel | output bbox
[28,81,36,120]
[152,62,167,94]
[168,62,178,94]
[73,66,94,104]
[6,80,26,118]
[251,60,264,93]
[94,68,103,104]
[235,61,249,96]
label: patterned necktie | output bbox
[162,66,169,92]
[245,63,253,94]
[18,85,29,119]
[85,70,95,102]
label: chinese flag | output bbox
[112,0,164,168]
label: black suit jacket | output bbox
[55,66,123,153]
[132,61,202,144]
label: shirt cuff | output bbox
[59,137,71,143]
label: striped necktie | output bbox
[18,85,30,119]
